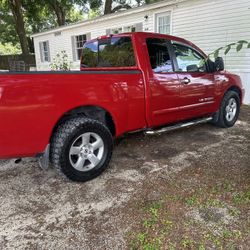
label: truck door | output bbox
[172,43,216,119]
[146,38,181,127]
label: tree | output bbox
[7,0,29,55]
[0,0,99,55]
[104,0,132,15]
[0,1,19,46]
[104,0,112,14]
[45,0,68,26]
[41,0,102,26]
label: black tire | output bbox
[212,90,240,128]
[50,117,113,182]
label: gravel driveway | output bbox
[0,106,249,249]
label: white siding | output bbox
[147,0,250,103]
[33,0,250,103]
[171,0,250,104]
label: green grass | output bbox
[232,190,250,205]
[185,195,198,206]
[127,182,249,249]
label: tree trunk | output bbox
[104,0,112,15]
[8,0,29,55]
[49,0,66,26]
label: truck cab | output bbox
[80,32,243,128]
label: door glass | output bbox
[146,38,173,73]
[173,43,206,72]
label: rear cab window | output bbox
[81,36,136,68]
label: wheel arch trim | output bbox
[48,105,117,143]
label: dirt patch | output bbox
[0,106,249,249]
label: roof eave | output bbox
[31,0,188,38]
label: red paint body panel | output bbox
[0,32,244,159]
[0,72,145,157]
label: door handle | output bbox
[181,77,191,84]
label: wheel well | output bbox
[51,106,116,138]
[226,86,242,102]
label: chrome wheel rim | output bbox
[69,132,104,172]
[225,98,237,122]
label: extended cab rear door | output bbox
[145,37,181,127]
[171,42,216,119]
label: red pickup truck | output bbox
[0,32,244,182]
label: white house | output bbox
[31,0,250,104]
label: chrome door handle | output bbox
[181,77,191,84]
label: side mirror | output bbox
[187,64,199,72]
[214,57,224,71]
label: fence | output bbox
[0,54,36,71]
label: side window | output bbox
[173,43,206,72]
[81,36,136,68]
[146,38,173,73]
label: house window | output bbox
[75,34,87,60]
[156,12,171,34]
[39,41,50,62]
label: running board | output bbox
[145,117,213,135]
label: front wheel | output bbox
[212,90,240,128]
[50,117,113,182]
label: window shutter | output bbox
[39,42,44,62]
[86,32,91,41]
[71,36,76,61]
[135,22,143,32]
[47,41,51,62]
[106,29,111,35]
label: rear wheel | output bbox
[50,117,113,182]
[212,90,240,128]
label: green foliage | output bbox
[0,43,21,55]
[0,0,19,46]
[210,40,250,59]
[87,8,101,19]
[23,1,58,34]
[67,7,84,23]
[50,50,72,71]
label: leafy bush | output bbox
[0,43,21,55]
[50,50,72,71]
